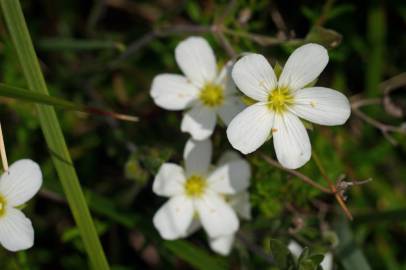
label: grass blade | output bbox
[0,83,138,122]
[0,0,110,269]
[334,214,372,270]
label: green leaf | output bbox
[0,1,110,269]
[274,62,283,79]
[0,83,138,122]
[308,254,325,265]
[164,241,228,270]
[269,239,295,269]
[298,247,310,264]
[305,26,342,49]
[334,214,372,270]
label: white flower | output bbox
[152,139,250,240]
[208,191,251,256]
[0,159,42,251]
[288,240,333,270]
[227,43,351,169]
[150,36,245,140]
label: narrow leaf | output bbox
[0,0,110,269]
[0,83,138,122]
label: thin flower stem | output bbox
[261,154,331,194]
[0,123,9,172]
[311,151,353,220]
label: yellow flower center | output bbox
[199,83,224,107]
[184,175,207,198]
[267,86,294,113]
[0,195,6,218]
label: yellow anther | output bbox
[184,175,207,198]
[199,83,224,107]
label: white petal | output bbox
[218,96,246,125]
[217,151,241,166]
[279,43,329,91]
[196,193,239,238]
[209,234,235,256]
[150,74,199,110]
[184,138,212,176]
[291,87,351,125]
[232,54,277,101]
[0,159,42,207]
[228,192,251,220]
[153,196,194,240]
[175,37,217,86]
[273,112,311,169]
[152,163,186,197]
[321,252,333,270]
[288,240,303,258]
[227,103,274,154]
[216,61,237,96]
[0,208,34,251]
[208,160,250,194]
[181,105,217,140]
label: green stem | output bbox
[0,1,110,269]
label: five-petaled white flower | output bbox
[227,43,351,169]
[150,36,245,140]
[0,159,42,251]
[152,139,250,241]
[181,151,252,255]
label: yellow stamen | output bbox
[0,195,6,217]
[267,86,294,113]
[199,83,224,107]
[184,175,207,198]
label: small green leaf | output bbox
[298,247,310,264]
[269,239,295,269]
[305,26,342,49]
[302,120,314,131]
[274,62,283,79]
[309,254,325,265]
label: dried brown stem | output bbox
[312,151,353,220]
[261,154,331,194]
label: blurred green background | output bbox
[0,0,405,269]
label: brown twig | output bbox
[261,153,331,194]
[269,0,290,40]
[111,22,303,68]
[312,151,353,220]
[350,95,406,145]
[315,0,335,27]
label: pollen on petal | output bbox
[310,101,316,108]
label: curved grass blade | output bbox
[0,0,110,269]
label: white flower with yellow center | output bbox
[152,139,250,240]
[150,36,245,140]
[181,151,252,256]
[0,159,42,251]
[227,43,351,169]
